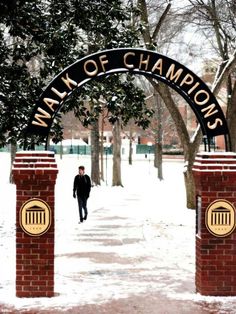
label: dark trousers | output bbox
[77,195,88,222]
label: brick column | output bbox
[193,152,236,296]
[12,151,58,298]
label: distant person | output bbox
[73,166,91,223]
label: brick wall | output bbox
[12,151,58,297]
[193,152,236,296]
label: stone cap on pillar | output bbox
[13,151,58,171]
[193,152,236,172]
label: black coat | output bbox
[73,174,91,198]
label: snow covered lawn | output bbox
[1,153,236,313]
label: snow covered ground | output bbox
[1,152,236,313]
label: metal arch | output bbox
[24,48,231,152]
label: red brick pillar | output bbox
[12,151,58,297]
[193,152,236,296]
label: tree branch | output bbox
[212,48,236,95]
[210,0,226,58]
[137,0,151,46]
[151,2,171,42]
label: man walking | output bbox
[73,166,91,223]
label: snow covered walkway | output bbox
[1,153,236,313]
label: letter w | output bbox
[31,107,51,127]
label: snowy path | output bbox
[1,153,236,313]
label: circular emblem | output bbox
[19,198,51,236]
[205,199,236,237]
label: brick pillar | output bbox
[12,151,58,298]
[193,152,236,296]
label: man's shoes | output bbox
[84,215,87,221]
[79,219,83,224]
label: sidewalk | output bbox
[1,203,235,313]
[1,156,236,313]
[1,200,236,313]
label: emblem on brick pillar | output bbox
[205,199,236,237]
[20,198,51,236]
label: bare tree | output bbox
[128,123,133,165]
[186,0,236,149]
[91,119,100,186]
[153,92,164,180]
[137,0,199,207]
[137,0,236,207]
[126,120,135,165]
[112,120,123,186]
[99,105,109,182]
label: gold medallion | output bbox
[205,199,236,237]
[19,198,51,236]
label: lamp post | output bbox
[69,128,73,154]
[147,142,152,174]
[104,143,110,185]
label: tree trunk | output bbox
[183,142,196,208]
[154,143,158,168]
[128,124,133,165]
[9,143,17,183]
[59,141,63,159]
[227,80,236,151]
[100,141,104,181]
[155,142,163,180]
[183,166,196,209]
[183,147,197,209]
[183,131,202,208]
[91,120,100,185]
[100,114,104,181]
[112,120,123,186]
[154,92,163,180]
[128,136,132,165]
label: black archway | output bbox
[25,48,230,150]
